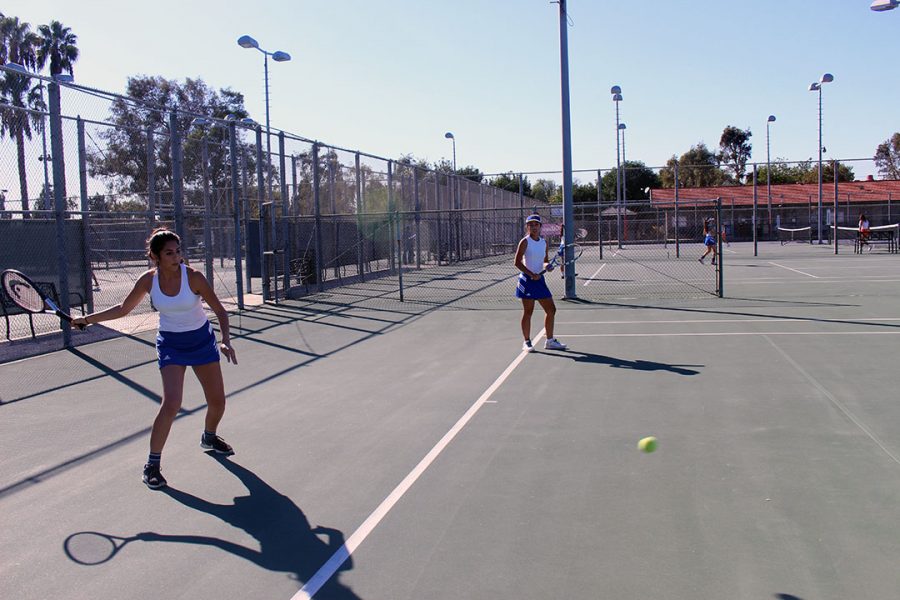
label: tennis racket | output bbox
[539,243,584,275]
[64,531,154,565]
[1,269,84,329]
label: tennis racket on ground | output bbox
[1,269,84,329]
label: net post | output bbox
[48,81,71,347]
[833,160,839,255]
[228,121,244,310]
[717,197,723,298]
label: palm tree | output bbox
[36,20,78,76]
[0,17,42,213]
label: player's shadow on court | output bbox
[551,350,701,375]
[146,456,362,599]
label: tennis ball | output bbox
[638,436,658,453]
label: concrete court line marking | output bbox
[561,331,900,338]
[764,335,900,467]
[290,330,547,600]
[559,317,900,325]
[767,262,820,278]
[582,263,606,287]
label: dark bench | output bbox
[1,281,86,341]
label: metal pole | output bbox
[228,122,244,310]
[817,86,824,243]
[77,117,93,313]
[279,131,288,300]
[614,100,622,250]
[621,125,627,245]
[312,143,323,292]
[674,161,680,258]
[766,119,773,232]
[597,169,603,259]
[436,169,443,266]
[39,83,52,210]
[48,81,71,346]
[264,52,272,202]
[201,136,214,285]
[170,111,184,240]
[716,197,723,298]
[241,148,251,293]
[558,0,576,298]
[752,163,758,256]
[414,167,421,268]
[833,160,839,255]
[355,152,364,281]
[146,125,156,232]
[255,127,268,300]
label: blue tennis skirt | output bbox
[516,273,552,300]
[704,234,716,247]
[156,322,219,369]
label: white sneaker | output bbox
[544,338,567,350]
[522,339,535,353]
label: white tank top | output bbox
[523,236,547,274]
[151,263,209,332]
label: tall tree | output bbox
[874,133,900,180]
[599,160,661,200]
[659,143,727,188]
[755,159,854,185]
[718,125,752,184]
[0,16,42,212]
[489,172,531,196]
[36,20,78,76]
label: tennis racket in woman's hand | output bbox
[1,269,85,329]
[539,243,584,275]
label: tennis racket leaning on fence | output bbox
[1,269,84,329]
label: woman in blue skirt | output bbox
[514,214,567,352]
[74,229,237,489]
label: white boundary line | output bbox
[561,331,900,338]
[290,330,547,599]
[767,261,820,278]
[559,317,900,325]
[764,336,900,466]
[582,263,606,287]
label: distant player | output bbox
[859,213,871,247]
[514,214,567,352]
[698,217,717,265]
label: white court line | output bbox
[582,263,606,287]
[561,331,900,338]
[765,336,900,466]
[768,261,819,278]
[559,317,900,325]
[290,331,546,600]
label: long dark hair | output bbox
[146,228,180,261]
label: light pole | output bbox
[766,115,776,230]
[444,132,459,260]
[611,86,623,248]
[871,0,899,10]
[809,73,833,244]
[237,35,291,202]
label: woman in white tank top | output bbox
[514,214,567,352]
[73,228,237,490]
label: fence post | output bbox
[228,121,244,310]
[597,169,603,259]
[146,125,156,233]
[253,126,269,301]
[717,197,723,298]
[833,160,839,255]
[240,149,252,293]
[414,167,421,268]
[436,170,443,266]
[200,136,214,285]
[752,164,758,257]
[312,143,324,292]
[279,131,289,300]
[169,111,184,240]
[77,117,94,313]
[674,161,680,258]
[355,153,365,281]
[48,81,71,347]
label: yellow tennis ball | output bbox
[638,436,658,453]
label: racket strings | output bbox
[2,274,45,312]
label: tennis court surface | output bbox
[2,242,900,599]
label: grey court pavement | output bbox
[2,245,899,600]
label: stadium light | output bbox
[871,0,899,11]
[237,34,291,201]
[809,73,833,244]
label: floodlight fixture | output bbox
[237,35,259,49]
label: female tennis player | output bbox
[698,217,717,265]
[514,214,567,352]
[72,229,237,489]
[859,213,871,247]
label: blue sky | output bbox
[12,0,900,181]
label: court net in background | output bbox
[778,226,812,245]
[831,223,899,252]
